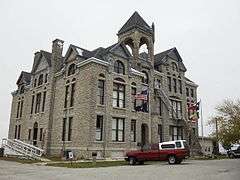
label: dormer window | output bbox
[114,60,125,75]
[38,74,43,86]
[68,64,76,76]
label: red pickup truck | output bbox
[125,140,190,165]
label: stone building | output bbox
[8,12,200,158]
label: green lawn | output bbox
[0,156,41,164]
[46,160,128,168]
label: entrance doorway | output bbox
[141,123,149,146]
[33,122,38,146]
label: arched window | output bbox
[131,82,136,86]
[114,61,125,75]
[99,73,105,78]
[142,71,149,84]
[38,74,43,86]
[34,78,37,87]
[68,64,76,76]
[114,77,125,83]
[44,74,48,83]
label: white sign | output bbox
[68,151,74,159]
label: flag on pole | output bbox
[135,89,148,101]
[188,101,200,123]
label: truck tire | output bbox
[168,155,176,164]
[176,159,182,164]
[229,153,235,159]
[129,157,136,165]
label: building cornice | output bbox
[130,68,144,77]
[185,80,198,87]
[77,57,110,67]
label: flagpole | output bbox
[200,99,204,141]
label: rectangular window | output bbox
[35,93,41,113]
[178,80,182,94]
[158,124,163,142]
[70,83,75,107]
[131,87,136,110]
[176,101,182,119]
[64,85,69,108]
[68,117,72,141]
[31,95,35,114]
[20,100,24,118]
[186,88,189,97]
[28,129,31,141]
[42,91,46,112]
[96,115,103,141]
[130,120,136,142]
[170,126,183,140]
[113,83,125,108]
[14,125,17,139]
[16,101,20,118]
[97,80,104,105]
[159,98,162,116]
[167,77,171,92]
[39,128,43,141]
[155,79,161,89]
[191,89,194,98]
[173,78,177,93]
[170,100,182,119]
[187,103,191,119]
[62,118,66,141]
[112,118,124,142]
[17,125,21,139]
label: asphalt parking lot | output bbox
[0,159,239,180]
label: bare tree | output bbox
[209,99,240,149]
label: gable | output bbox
[32,55,49,73]
[31,51,51,73]
[64,47,78,63]
[109,43,131,59]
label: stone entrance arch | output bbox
[141,123,149,146]
[33,122,38,146]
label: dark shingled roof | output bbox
[154,48,174,66]
[118,11,152,35]
[16,71,31,85]
[70,44,95,59]
[154,47,187,72]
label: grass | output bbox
[0,156,41,164]
[191,154,228,160]
[46,160,128,168]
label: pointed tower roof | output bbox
[118,11,152,35]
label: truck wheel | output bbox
[168,155,176,164]
[129,157,136,165]
[176,159,182,164]
[229,153,235,159]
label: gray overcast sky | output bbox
[0,0,240,142]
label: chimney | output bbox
[51,38,64,73]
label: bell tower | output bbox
[118,11,155,69]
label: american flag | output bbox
[135,90,148,101]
